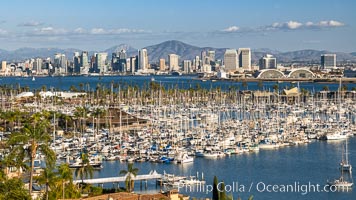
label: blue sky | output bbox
[0,0,355,52]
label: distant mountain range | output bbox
[1,40,356,63]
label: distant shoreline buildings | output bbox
[0,44,351,79]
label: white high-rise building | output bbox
[33,58,43,73]
[80,51,89,74]
[208,50,215,62]
[168,54,179,71]
[193,56,200,72]
[321,54,336,69]
[159,59,166,71]
[95,52,108,73]
[238,48,251,71]
[130,56,137,73]
[224,49,238,72]
[259,54,277,70]
[138,49,148,70]
[54,53,67,73]
[1,61,7,72]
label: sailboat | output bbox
[340,140,352,172]
[32,76,35,81]
[327,137,353,190]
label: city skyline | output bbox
[0,0,355,52]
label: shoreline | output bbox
[206,77,356,83]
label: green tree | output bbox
[257,80,263,90]
[322,86,329,91]
[119,163,139,192]
[69,85,78,92]
[48,163,80,200]
[212,176,219,200]
[341,84,348,91]
[74,152,94,185]
[34,166,57,200]
[8,118,55,194]
[242,80,248,89]
[219,181,226,200]
[272,84,279,92]
[0,178,31,200]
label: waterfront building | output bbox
[81,51,89,68]
[321,54,336,69]
[73,52,81,74]
[138,49,148,71]
[33,58,43,74]
[111,49,127,72]
[168,54,179,71]
[201,51,208,65]
[1,61,6,72]
[54,53,67,74]
[126,58,131,72]
[183,60,192,73]
[95,53,108,73]
[111,52,119,71]
[224,49,238,72]
[208,50,215,62]
[259,54,277,70]
[80,51,89,74]
[193,56,200,72]
[159,58,166,71]
[238,48,251,71]
[130,56,137,73]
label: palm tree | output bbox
[119,163,139,192]
[74,106,89,134]
[91,107,104,135]
[74,151,93,187]
[5,150,29,177]
[34,166,57,200]
[57,163,77,199]
[8,119,56,194]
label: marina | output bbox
[1,75,356,200]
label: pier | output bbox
[72,170,163,184]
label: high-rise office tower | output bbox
[259,54,277,70]
[130,56,137,73]
[95,53,108,73]
[321,54,336,69]
[183,60,192,73]
[80,51,89,74]
[208,50,215,62]
[138,49,148,70]
[1,61,7,72]
[168,54,179,71]
[73,52,81,73]
[194,56,200,71]
[33,58,43,73]
[159,59,166,71]
[126,58,131,72]
[238,48,251,71]
[81,51,89,68]
[201,51,208,65]
[118,50,127,72]
[224,49,238,72]
[54,53,67,73]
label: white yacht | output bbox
[328,177,353,190]
[176,152,194,163]
[326,131,347,140]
